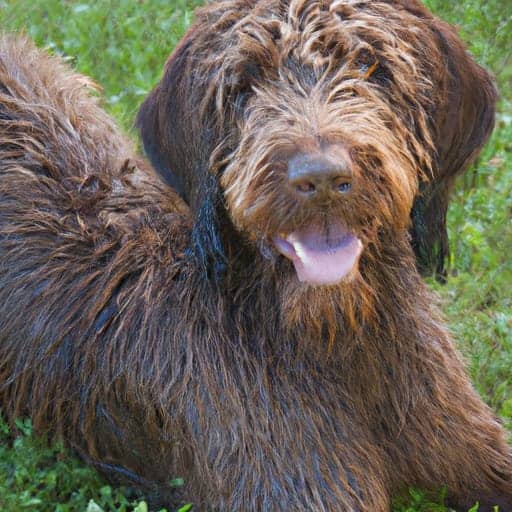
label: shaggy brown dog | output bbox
[1,1,511,511]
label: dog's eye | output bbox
[356,54,392,85]
[355,48,379,80]
[368,64,392,85]
[359,61,378,80]
[231,63,260,113]
[336,181,352,193]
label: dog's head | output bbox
[137,0,496,287]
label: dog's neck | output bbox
[186,215,434,363]
[175,221,446,436]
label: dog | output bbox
[1,0,511,510]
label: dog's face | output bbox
[137,0,496,286]
[218,0,435,285]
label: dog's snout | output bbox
[288,150,353,198]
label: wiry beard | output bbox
[276,270,375,343]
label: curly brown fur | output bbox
[0,1,510,511]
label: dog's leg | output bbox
[181,380,392,512]
[199,439,391,511]
[389,348,512,512]
[433,391,512,512]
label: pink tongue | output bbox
[273,224,363,286]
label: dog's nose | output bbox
[288,150,353,198]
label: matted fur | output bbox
[0,1,510,511]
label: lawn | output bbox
[0,1,511,510]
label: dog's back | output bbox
[0,36,190,464]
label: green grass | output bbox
[0,0,511,510]
[0,0,202,130]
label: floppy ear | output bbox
[410,18,497,279]
[136,27,205,205]
[137,26,231,280]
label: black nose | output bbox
[288,149,353,198]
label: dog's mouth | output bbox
[273,223,363,286]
